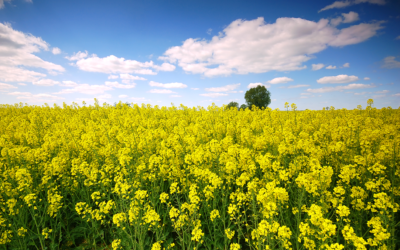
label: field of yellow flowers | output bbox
[0,98,399,250]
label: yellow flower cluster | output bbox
[0,100,398,249]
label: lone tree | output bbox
[244,85,271,111]
[225,101,239,111]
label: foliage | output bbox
[244,85,271,111]
[225,101,239,111]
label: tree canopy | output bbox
[244,85,271,111]
[225,101,239,111]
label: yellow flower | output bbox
[225,228,235,240]
[159,192,169,203]
[230,243,241,250]
[112,239,122,250]
[42,228,52,239]
[17,227,27,237]
[210,209,220,222]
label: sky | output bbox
[0,0,399,111]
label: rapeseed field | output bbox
[0,98,399,250]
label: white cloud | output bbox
[326,65,337,69]
[364,77,370,80]
[307,83,375,93]
[393,93,400,97]
[120,74,147,81]
[52,47,61,55]
[108,75,119,79]
[18,83,26,86]
[7,91,66,103]
[205,83,240,92]
[200,93,229,97]
[247,83,265,89]
[158,17,385,77]
[267,77,293,84]
[0,22,65,82]
[119,95,128,98]
[129,97,151,103]
[148,89,176,94]
[319,0,386,12]
[191,88,199,90]
[1,0,32,9]
[312,63,325,70]
[66,51,175,75]
[170,95,182,98]
[342,62,350,67]
[0,82,18,91]
[330,17,343,27]
[53,83,113,95]
[65,50,89,61]
[343,11,360,23]
[375,90,389,94]
[301,93,312,95]
[32,79,60,86]
[381,56,400,69]
[105,81,136,89]
[317,74,359,84]
[287,84,310,88]
[61,80,79,87]
[149,81,187,88]
[354,91,367,95]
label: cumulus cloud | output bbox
[312,63,325,70]
[329,11,360,26]
[307,83,375,93]
[200,93,229,97]
[148,89,176,94]
[326,65,337,69]
[149,81,187,88]
[158,17,385,77]
[60,80,79,87]
[32,79,60,86]
[248,83,265,89]
[1,0,32,9]
[7,91,66,103]
[205,83,240,92]
[0,82,18,91]
[319,0,386,12]
[342,62,350,67]
[381,56,400,69]
[66,51,176,75]
[364,77,370,80]
[108,75,119,79]
[287,84,310,88]
[53,83,113,95]
[52,47,61,55]
[267,77,293,84]
[317,74,359,84]
[105,81,136,89]
[0,22,65,82]
[375,90,389,94]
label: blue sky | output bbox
[0,0,399,110]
